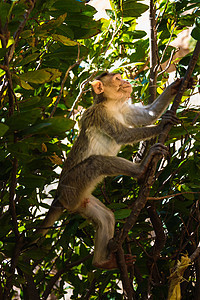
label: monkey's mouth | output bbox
[122,85,132,92]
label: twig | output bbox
[8,0,36,63]
[158,48,176,76]
[149,0,158,103]
[68,71,98,118]
[148,191,200,201]
[156,0,170,30]
[159,23,176,66]
[50,58,84,118]
[147,204,166,258]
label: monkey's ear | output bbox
[91,80,104,94]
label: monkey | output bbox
[33,72,183,270]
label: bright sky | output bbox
[89,0,112,20]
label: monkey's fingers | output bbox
[150,143,168,157]
[187,77,197,89]
[171,78,182,94]
[124,254,136,266]
[161,110,180,125]
[171,77,196,94]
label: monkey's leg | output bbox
[58,144,168,211]
[78,195,116,268]
[35,198,64,237]
[78,196,136,269]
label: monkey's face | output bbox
[91,73,132,103]
[103,74,132,102]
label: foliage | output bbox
[0,0,200,299]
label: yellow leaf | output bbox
[21,80,34,90]
[168,254,191,300]
[41,143,47,152]
[157,87,164,95]
[49,153,63,165]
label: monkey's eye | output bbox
[114,75,122,81]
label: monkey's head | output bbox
[91,72,132,104]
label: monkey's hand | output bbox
[170,77,195,95]
[160,110,179,128]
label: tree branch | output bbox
[50,57,84,118]
[8,0,36,64]
[116,245,134,299]
[68,71,98,118]
[190,242,200,263]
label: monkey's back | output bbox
[61,103,121,174]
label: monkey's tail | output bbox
[35,198,64,237]
[25,199,64,248]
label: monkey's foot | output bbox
[161,110,180,126]
[93,252,136,270]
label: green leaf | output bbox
[53,0,96,14]
[0,48,7,58]
[6,108,41,131]
[20,30,32,39]
[20,174,46,189]
[19,69,62,84]
[126,30,147,39]
[191,27,200,41]
[19,96,52,110]
[0,3,10,27]
[25,117,75,135]
[123,0,149,18]
[114,209,131,220]
[20,80,34,90]
[0,123,9,137]
[52,34,78,46]
[35,13,67,33]
[108,203,127,209]
[20,53,39,66]
[17,261,33,276]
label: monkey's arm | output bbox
[102,111,176,145]
[123,80,181,126]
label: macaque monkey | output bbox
[34,72,182,269]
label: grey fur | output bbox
[35,73,181,268]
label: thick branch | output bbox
[147,204,166,258]
[190,242,200,263]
